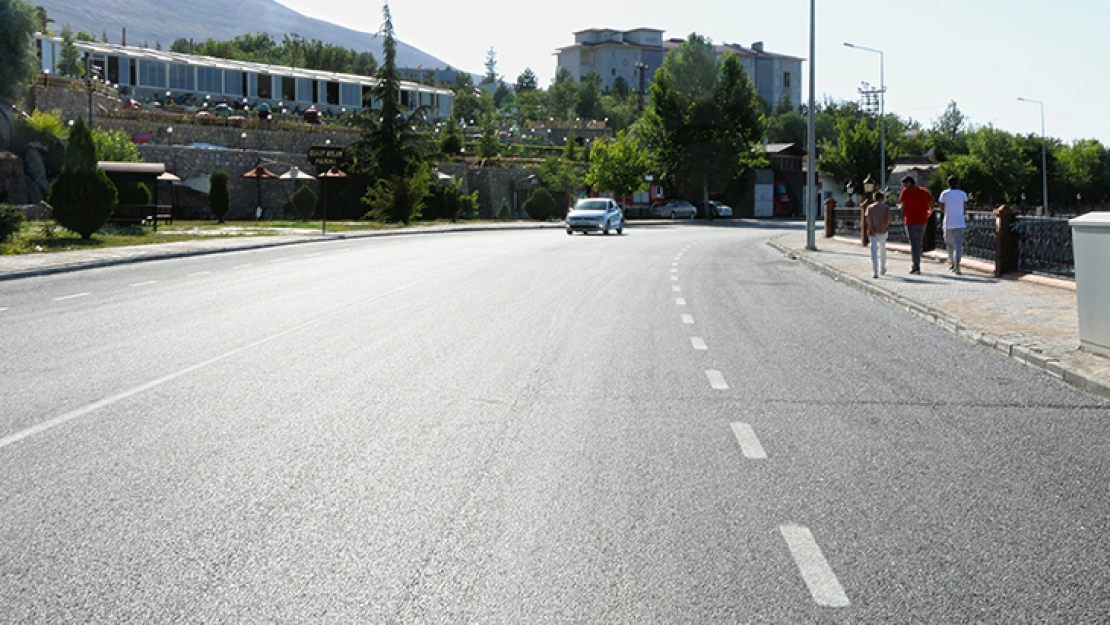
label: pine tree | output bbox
[57,23,84,78]
[48,117,117,239]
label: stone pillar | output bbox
[860,202,870,247]
[994,205,1018,277]
[823,198,836,238]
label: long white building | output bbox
[34,34,453,118]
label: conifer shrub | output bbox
[0,204,25,242]
[209,170,230,222]
[47,117,117,239]
[291,185,317,220]
[523,188,556,221]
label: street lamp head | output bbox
[863,174,875,193]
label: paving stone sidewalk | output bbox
[769,232,1110,401]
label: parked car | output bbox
[708,201,733,218]
[655,200,697,219]
[566,198,624,235]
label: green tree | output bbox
[765,107,807,146]
[439,116,463,155]
[1,0,41,101]
[537,154,583,214]
[638,36,765,212]
[516,89,548,123]
[493,80,511,109]
[818,116,885,190]
[349,3,427,183]
[609,76,630,99]
[585,131,649,198]
[209,170,230,222]
[362,169,430,224]
[57,23,85,78]
[935,126,1034,206]
[1059,139,1110,204]
[47,117,118,239]
[927,101,969,161]
[515,68,538,93]
[282,32,305,69]
[478,118,500,158]
[92,128,143,162]
[548,67,579,121]
[523,187,556,221]
[576,69,603,120]
[481,46,498,85]
[170,38,191,53]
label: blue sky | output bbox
[275,0,1108,144]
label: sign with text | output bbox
[307,146,345,167]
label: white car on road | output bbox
[708,201,733,218]
[566,198,624,235]
[655,200,697,219]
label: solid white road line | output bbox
[779,524,850,607]
[52,293,90,301]
[706,370,729,390]
[675,298,686,306]
[129,280,159,287]
[730,423,767,459]
[187,271,212,277]
[681,314,694,324]
[691,337,707,350]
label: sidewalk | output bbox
[769,232,1110,401]
[0,221,562,282]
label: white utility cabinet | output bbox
[1070,212,1110,357]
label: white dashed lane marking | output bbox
[691,337,707,350]
[681,314,694,324]
[671,276,679,281]
[780,524,850,607]
[730,423,767,459]
[187,271,212,277]
[0,307,8,312]
[706,370,729,390]
[675,298,686,306]
[233,264,254,269]
[673,286,681,292]
[129,280,159,287]
[53,293,90,301]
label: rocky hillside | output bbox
[34,0,451,70]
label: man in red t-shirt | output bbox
[899,176,934,274]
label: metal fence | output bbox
[930,211,997,263]
[833,208,861,239]
[1013,215,1074,278]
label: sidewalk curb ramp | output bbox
[767,239,1110,401]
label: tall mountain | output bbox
[34,0,452,70]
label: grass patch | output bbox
[0,219,498,255]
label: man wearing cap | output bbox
[899,176,934,275]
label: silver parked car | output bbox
[708,201,733,218]
[566,198,624,235]
[658,200,697,219]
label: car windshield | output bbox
[574,201,609,211]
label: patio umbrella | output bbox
[317,167,348,234]
[241,165,279,218]
[155,171,181,231]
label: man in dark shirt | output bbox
[899,176,934,274]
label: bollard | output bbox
[993,205,1018,276]
[824,198,836,238]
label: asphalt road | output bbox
[1,222,1107,623]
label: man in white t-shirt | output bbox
[938,176,969,275]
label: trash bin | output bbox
[1070,212,1110,357]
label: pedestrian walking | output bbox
[898,176,934,274]
[864,191,891,278]
[938,176,969,275]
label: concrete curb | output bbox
[0,222,564,282]
[768,239,1110,400]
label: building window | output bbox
[783,72,791,89]
[611,68,616,76]
[198,67,221,93]
[138,60,166,88]
[257,74,273,99]
[224,70,244,96]
[169,64,195,91]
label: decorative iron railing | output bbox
[833,208,861,238]
[1013,215,1074,278]
[964,212,998,262]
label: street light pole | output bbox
[844,42,885,192]
[805,0,817,250]
[1017,97,1048,214]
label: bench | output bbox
[111,204,174,226]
